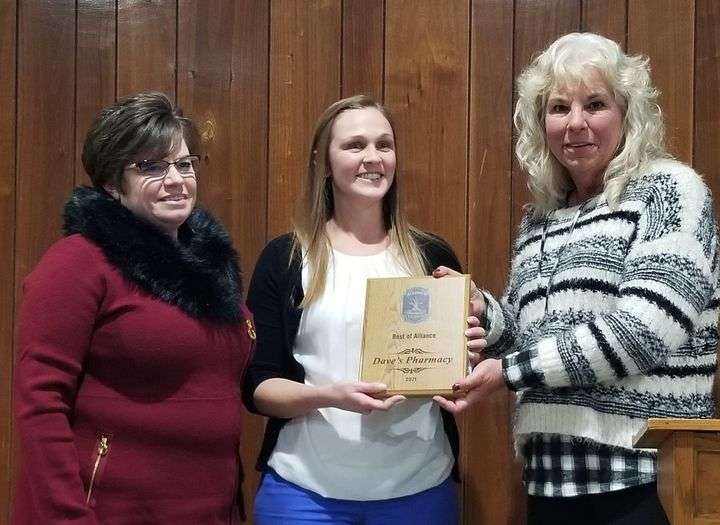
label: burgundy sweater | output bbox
[13,188,254,524]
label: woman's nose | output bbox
[567,105,587,131]
[163,165,184,186]
[363,146,381,164]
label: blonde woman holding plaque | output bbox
[242,95,466,524]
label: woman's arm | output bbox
[14,236,103,524]
[503,168,719,392]
[253,378,405,418]
[242,236,403,418]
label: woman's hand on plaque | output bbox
[322,381,406,414]
[432,358,504,414]
[432,266,487,321]
[465,315,486,369]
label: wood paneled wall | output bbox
[1,1,718,523]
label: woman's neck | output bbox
[567,184,603,206]
[327,202,388,255]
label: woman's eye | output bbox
[346,142,364,150]
[548,104,568,113]
[377,142,393,151]
[588,100,606,111]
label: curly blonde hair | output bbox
[514,32,670,215]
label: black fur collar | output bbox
[64,187,243,323]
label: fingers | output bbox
[433,395,472,414]
[355,382,389,395]
[432,266,461,278]
[467,350,482,368]
[377,395,406,410]
[466,316,481,328]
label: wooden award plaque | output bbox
[360,275,470,397]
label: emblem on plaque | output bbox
[402,286,430,323]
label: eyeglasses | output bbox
[125,155,200,180]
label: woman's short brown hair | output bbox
[81,91,199,189]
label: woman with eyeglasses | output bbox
[434,33,719,524]
[12,92,255,524]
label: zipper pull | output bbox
[97,436,109,457]
[86,435,110,505]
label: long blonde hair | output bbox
[514,32,670,216]
[293,95,428,307]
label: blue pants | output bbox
[254,470,458,524]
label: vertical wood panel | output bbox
[694,0,720,193]
[512,1,581,232]
[15,0,76,283]
[0,1,16,521]
[466,2,520,522]
[341,0,384,99]
[75,0,116,186]
[628,0,694,163]
[267,0,341,237]
[14,2,76,514]
[384,0,469,259]
[582,0,627,48]
[117,0,176,99]
[177,2,270,517]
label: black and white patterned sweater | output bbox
[484,159,719,453]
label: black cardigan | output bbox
[242,232,463,480]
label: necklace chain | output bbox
[537,201,591,315]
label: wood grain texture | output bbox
[0,1,16,520]
[694,0,720,204]
[466,1,521,523]
[15,0,76,284]
[177,1,269,514]
[384,0,469,260]
[341,0,384,100]
[267,0,341,238]
[117,0,176,99]
[628,0,695,163]
[582,0,627,48]
[694,436,720,517]
[512,0,580,232]
[177,0,268,276]
[14,0,75,510]
[75,0,116,186]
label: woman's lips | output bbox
[159,195,187,202]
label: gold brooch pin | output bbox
[246,319,256,340]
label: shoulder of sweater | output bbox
[41,234,108,270]
[634,159,706,192]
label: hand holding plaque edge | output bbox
[431,265,487,370]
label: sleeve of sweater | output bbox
[14,235,103,524]
[242,235,297,414]
[502,165,720,391]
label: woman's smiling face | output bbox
[327,107,396,209]
[545,78,624,194]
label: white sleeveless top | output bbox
[267,248,454,500]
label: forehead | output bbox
[331,107,393,139]
[137,135,188,162]
[548,76,612,100]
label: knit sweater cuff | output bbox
[483,291,505,356]
[502,347,545,391]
